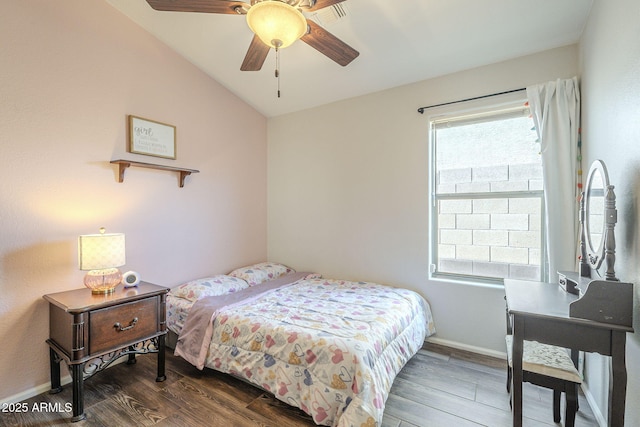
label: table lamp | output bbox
[78,227,126,294]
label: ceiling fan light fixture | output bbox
[246,1,307,49]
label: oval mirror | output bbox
[584,160,609,269]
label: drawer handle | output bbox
[114,317,138,332]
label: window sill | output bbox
[428,274,505,290]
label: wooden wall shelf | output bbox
[110,160,199,188]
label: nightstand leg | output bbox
[156,335,166,382]
[48,348,63,394]
[71,363,86,422]
[127,346,137,365]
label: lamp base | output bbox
[84,268,123,294]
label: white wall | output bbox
[579,0,640,424]
[0,0,267,402]
[268,45,578,354]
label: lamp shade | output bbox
[78,232,126,270]
[246,1,307,49]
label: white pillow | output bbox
[169,275,249,302]
[228,262,295,286]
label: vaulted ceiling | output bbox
[106,0,593,117]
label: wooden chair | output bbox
[505,335,582,426]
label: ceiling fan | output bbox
[145,0,359,72]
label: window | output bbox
[429,99,545,284]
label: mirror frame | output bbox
[580,159,618,281]
[584,160,609,269]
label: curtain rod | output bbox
[416,88,526,114]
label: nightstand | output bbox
[43,282,168,422]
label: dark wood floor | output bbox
[2,343,598,426]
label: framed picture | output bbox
[128,115,176,159]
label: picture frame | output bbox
[128,115,176,159]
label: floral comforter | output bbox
[173,276,435,427]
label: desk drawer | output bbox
[90,297,159,354]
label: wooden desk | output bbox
[504,279,633,427]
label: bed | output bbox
[166,263,436,427]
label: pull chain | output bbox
[275,45,281,98]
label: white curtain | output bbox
[527,77,581,282]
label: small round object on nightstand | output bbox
[122,271,140,288]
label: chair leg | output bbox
[565,384,579,427]
[553,389,561,423]
[506,366,513,409]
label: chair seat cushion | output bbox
[506,335,582,383]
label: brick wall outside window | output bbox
[436,162,543,281]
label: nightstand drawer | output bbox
[90,297,159,354]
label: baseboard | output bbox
[0,375,72,406]
[426,336,507,360]
[0,357,128,406]
[580,381,607,427]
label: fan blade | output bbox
[145,0,247,14]
[307,0,347,12]
[240,35,270,71]
[301,20,358,66]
